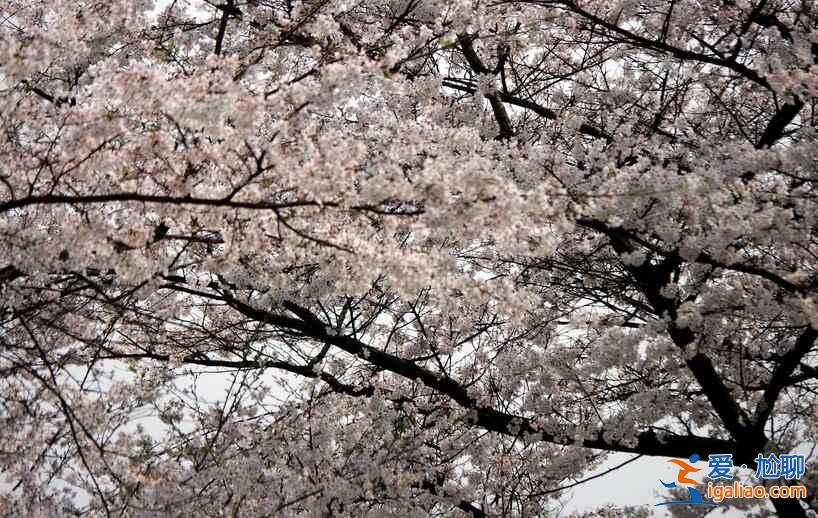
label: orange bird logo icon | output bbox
[656,453,718,507]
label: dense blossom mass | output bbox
[1,0,818,516]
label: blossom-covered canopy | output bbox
[1,0,817,516]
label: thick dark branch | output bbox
[580,219,752,440]
[793,362,818,383]
[442,79,611,140]
[163,285,740,460]
[0,265,23,287]
[420,479,486,518]
[97,351,374,397]
[577,219,808,294]
[0,193,425,221]
[0,192,330,214]
[691,251,806,293]
[457,35,515,140]
[536,0,772,89]
[747,11,793,42]
[213,1,240,55]
[756,99,804,149]
[679,341,751,440]
[23,83,77,107]
[753,327,818,429]
[543,1,806,152]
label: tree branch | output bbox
[753,327,818,429]
[162,284,741,461]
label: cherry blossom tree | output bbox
[1,0,818,516]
